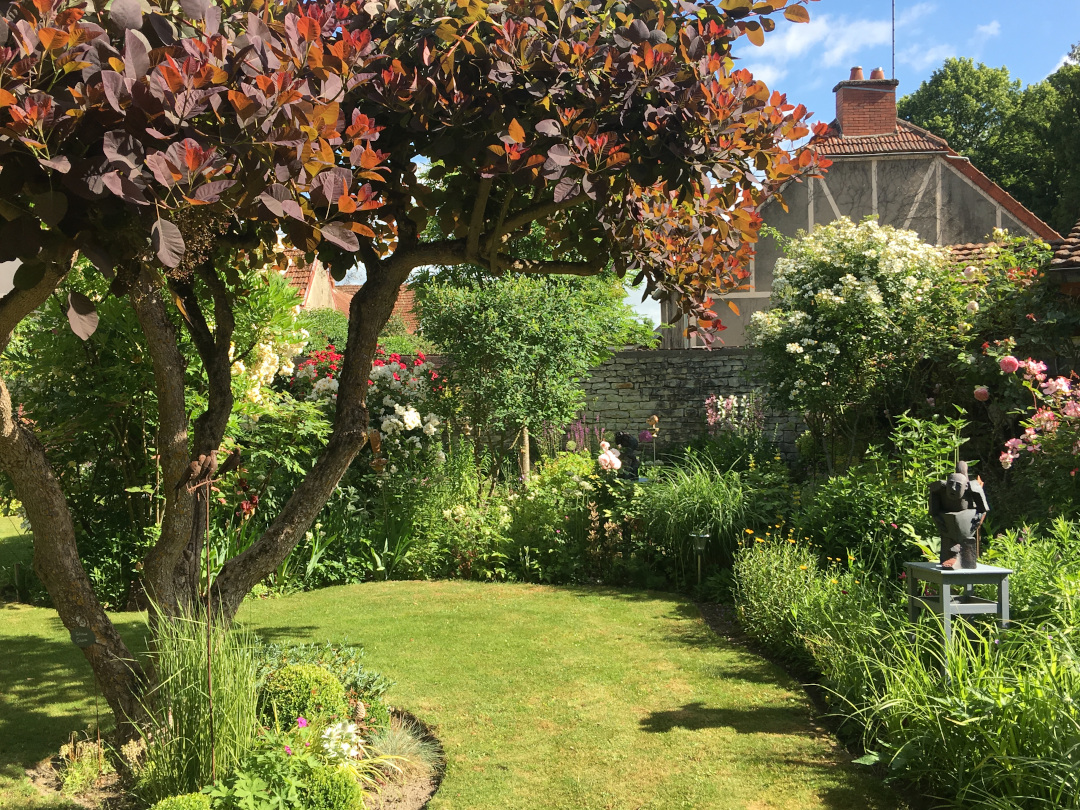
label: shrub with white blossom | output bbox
[748,218,965,468]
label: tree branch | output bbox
[465,177,493,262]
[493,256,603,276]
[500,196,582,235]
[129,268,194,615]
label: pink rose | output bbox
[974,386,991,402]
[999,356,1020,374]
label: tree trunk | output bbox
[210,261,410,622]
[0,260,148,736]
[129,269,196,618]
[519,424,531,480]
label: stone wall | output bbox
[579,348,805,457]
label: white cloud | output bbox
[898,43,957,72]
[736,4,943,92]
[740,62,790,89]
[974,20,1001,40]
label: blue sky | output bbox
[736,0,1080,133]
[626,0,1080,326]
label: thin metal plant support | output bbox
[192,476,217,784]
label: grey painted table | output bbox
[905,561,1013,641]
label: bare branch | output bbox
[500,196,582,235]
[0,254,73,352]
[494,255,603,276]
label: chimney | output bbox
[833,66,899,137]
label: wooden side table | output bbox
[905,561,1013,641]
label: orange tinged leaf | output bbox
[37,28,69,51]
[0,89,15,107]
[507,118,525,145]
[744,21,765,47]
[783,5,810,23]
[348,222,375,238]
[296,16,319,41]
[359,146,381,170]
[727,301,740,316]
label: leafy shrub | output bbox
[259,664,349,726]
[136,617,259,804]
[794,413,968,577]
[297,308,350,350]
[300,765,363,810]
[254,640,392,708]
[149,794,211,810]
[749,218,966,471]
[360,698,392,732]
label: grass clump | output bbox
[367,715,442,782]
[136,615,259,804]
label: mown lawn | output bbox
[250,582,902,810]
[0,517,904,810]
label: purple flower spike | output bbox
[284,745,293,756]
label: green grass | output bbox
[242,582,904,810]
[0,513,904,809]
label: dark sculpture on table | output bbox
[614,432,640,480]
[929,461,989,569]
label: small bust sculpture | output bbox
[928,461,989,569]
[614,431,641,480]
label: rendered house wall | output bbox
[666,153,1047,348]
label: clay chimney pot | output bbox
[870,67,886,80]
[849,66,864,81]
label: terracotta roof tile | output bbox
[810,119,1061,242]
[947,243,999,266]
[813,119,949,156]
[1049,219,1080,272]
[332,284,361,315]
[331,284,417,333]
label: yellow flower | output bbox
[744,528,754,534]
[799,565,808,570]
[787,539,795,544]
[755,538,764,544]
[848,555,855,562]
[830,579,838,585]
[855,579,861,584]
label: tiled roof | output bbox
[281,249,316,305]
[810,119,1061,242]
[332,284,361,315]
[1049,219,1080,272]
[947,243,998,266]
[813,119,949,156]
[332,283,418,333]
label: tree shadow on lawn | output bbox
[244,625,328,644]
[640,701,816,736]
[0,614,146,765]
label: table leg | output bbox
[941,582,952,642]
[906,569,919,623]
[999,576,1010,629]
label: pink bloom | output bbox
[999,451,1015,470]
[974,386,991,402]
[1041,377,1072,396]
[297,717,308,728]
[284,745,293,756]
[999,356,1020,374]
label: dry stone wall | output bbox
[579,349,805,457]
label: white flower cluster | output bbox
[366,355,443,466]
[229,301,308,406]
[748,217,963,410]
[318,721,364,762]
